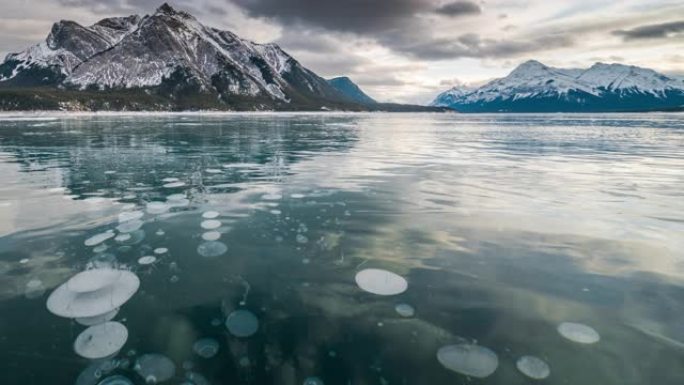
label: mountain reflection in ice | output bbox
[0,113,683,385]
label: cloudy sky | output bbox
[1,0,683,103]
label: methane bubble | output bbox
[74,321,128,359]
[202,231,221,241]
[436,344,498,378]
[197,241,227,257]
[192,338,220,358]
[355,269,408,295]
[516,355,551,380]
[558,322,600,344]
[134,354,176,384]
[395,303,415,317]
[225,309,259,337]
[201,220,221,230]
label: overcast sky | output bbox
[1,0,683,103]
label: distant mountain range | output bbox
[0,3,441,112]
[432,60,684,112]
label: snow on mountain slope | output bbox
[0,3,344,105]
[432,60,684,112]
[65,4,293,99]
[575,63,683,96]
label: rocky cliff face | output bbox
[0,3,357,110]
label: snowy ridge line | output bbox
[0,3,331,105]
[433,60,684,109]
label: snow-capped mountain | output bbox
[432,60,684,112]
[0,3,355,110]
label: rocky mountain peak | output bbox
[154,2,194,20]
[156,3,178,15]
[0,3,359,109]
[431,59,684,112]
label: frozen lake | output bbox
[0,112,683,385]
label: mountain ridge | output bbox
[0,3,444,112]
[432,60,684,112]
[327,77,377,105]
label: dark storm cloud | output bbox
[48,0,572,61]
[613,20,684,40]
[274,28,343,53]
[56,0,204,16]
[434,1,482,17]
[232,0,428,33]
[231,0,575,60]
[374,30,574,60]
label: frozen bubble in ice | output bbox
[74,321,128,359]
[116,219,143,233]
[47,269,139,318]
[76,360,119,385]
[115,233,132,243]
[262,193,282,201]
[205,169,222,174]
[516,355,550,380]
[290,193,305,199]
[192,338,219,358]
[25,278,45,299]
[19,258,30,264]
[197,241,227,258]
[89,253,118,269]
[303,377,324,385]
[154,248,168,255]
[202,211,219,219]
[93,244,108,253]
[162,177,178,183]
[122,229,145,246]
[296,234,308,244]
[66,269,119,293]
[202,231,221,241]
[437,344,498,378]
[166,194,186,201]
[201,220,221,230]
[138,256,157,265]
[134,354,176,384]
[558,322,600,344]
[355,269,408,296]
[85,231,116,247]
[76,308,119,326]
[118,211,143,223]
[146,202,170,215]
[225,310,259,337]
[270,209,281,215]
[104,171,117,175]
[163,181,186,188]
[167,198,189,208]
[170,275,179,283]
[395,303,415,317]
[156,229,165,236]
[97,375,133,385]
[185,372,210,385]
